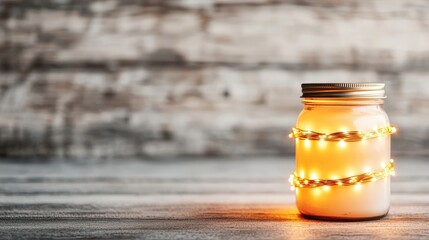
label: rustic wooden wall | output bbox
[1,0,428,159]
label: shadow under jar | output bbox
[290,83,396,221]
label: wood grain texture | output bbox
[0,157,428,239]
[1,0,429,159]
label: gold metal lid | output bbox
[301,83,386,98]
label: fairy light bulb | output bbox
[304,139,310,148]
[339,140,346,148]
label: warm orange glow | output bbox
[289,125,396,142]
[304,139,310,148]
[338,140,346,148]
[318,138,327,148]
[291,92,395,219]
[313,188,321,196]
[290,161,394,189]
[354,183,362,191]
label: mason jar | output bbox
[289,83,395,220]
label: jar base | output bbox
[300,210,389,222]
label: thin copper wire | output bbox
[289,160,395,189]
[289,125,396,142]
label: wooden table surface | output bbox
[0,157,428,239]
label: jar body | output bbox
[295,98,391,220]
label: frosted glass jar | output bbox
[290,83,395,220]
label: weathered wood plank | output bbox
[3,0,429,69]
[0,157,426,177]
[0,158,428,239]
[2,0,429,158]
[0,180,428,196]
[0,204,428,239]
[1,67,428,158]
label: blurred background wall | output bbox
[0,0,428,160]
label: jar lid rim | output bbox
[301,83,386,98]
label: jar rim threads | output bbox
[301,83,385,98]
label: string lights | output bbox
[289,159,395,190]
[289,125,396,142]
[288,125,397,190]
